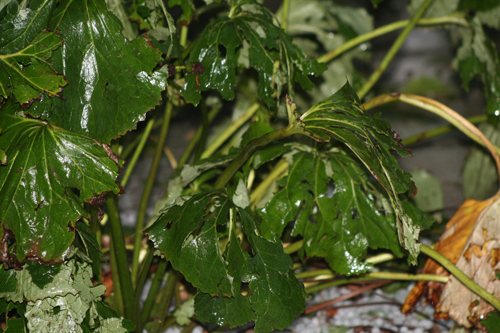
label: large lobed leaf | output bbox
[182,0,326,106]
[12,0,169,143]
[147,190,305,333]
[0,101,122,265]
[299,82,420,262]
[260,149,404,275]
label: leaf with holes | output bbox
[298,82,420,263]
[0,101,122,265]
[182,0,326,106]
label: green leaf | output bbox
[148,191,305,332]
[408,0,459,18]
[75,221,105,280]
[0,30,67,106]
[19,0,168,143]
[173,298,194,325]
[183,1,325,106]
[455,17,500,125]
[25,261,61,289]
[260,149,404,275]
[459,0,500,11]
[4,317,26,333]
[463,123,500,200]
[168,0,195,25]
[481,311,500,332]
[477,6,500,29]
[147,192,235,296]
[0,102,122,264]
[298,82,420,263]
[411,169,444,213]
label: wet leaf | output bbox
[20,0,168,143]
[436,197,500,327]
[0,28,67,105]
[0,101,122,265]
[260,149,404,275]
[463,123,500,200]
[147,191,305,332]
[182,1,326,106]
[455,17,500,125]
[300,82,420,263]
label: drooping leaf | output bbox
[147,190,305,332]
[0,101,122,265]
[455,17,500,125]
[182,1,326,106]
[299,82,420,263]
[260,149,404,275]
[21,0,168,143]
[463,123,500,200]
[0,29,67,106]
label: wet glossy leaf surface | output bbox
[19,0,168,143]
[261,149,404,275]
[0,101,122,264]
[147,191,305,332]
[0,28,67,105]
[300,82,420,263]
[182,1,325,106]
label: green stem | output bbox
[249,159,289,205]
[356,0,435,99]
[402,115,486,146]
[132,246,155,331]
[283,239,303,255]
[151,270,180,333]
[131,102,173,285]
[108,238,124,316]
[281,0,290,33]
[304,272,449,294]
[106,194,135,323]
[420,245,500,312]
[177,106,221,168]
[201,103,260,159]
[317,13,467,64]
[213,125,301,189]
[141,258,168,325]
[121,116,156,187]
[194,101,210,162]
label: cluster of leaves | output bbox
[1,0,500,331]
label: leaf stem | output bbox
[249,159,289,205]
[151,270,180,333]
[132,245,154,331]
[201,103,260,159]
[402,115,486,146]
[106,194,136,323]
[317,13,467,64]
[213,124,301,189]
[280,0,291,33]
[283,239,303,255]
[141,258,168,325]
[304,272,449,294]
[132,102,173,285]
[177,106,222,168]
[356,0,435,99]
[108,237,124,316]
[121,116,156,187]
[420,245,500,312]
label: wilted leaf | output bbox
[299,82,420,263]
[402,198,494,317]
[0,29,67,105]
[463,123,500,200]
[0,101,122,265]
[20,0,168,143]
[436,197,500,327]
[182,1,325,106]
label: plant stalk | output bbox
[249,159,289,205]
[131,102,173,284]
[317,13,467,64]
[280,0,290,33]
[106,194,136,324]
[201,103,260,159]
[151,270,180,333]
[356,0,435,99]
[141,258,168,325]
[132,246,155,331]
[421,245,500,312]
